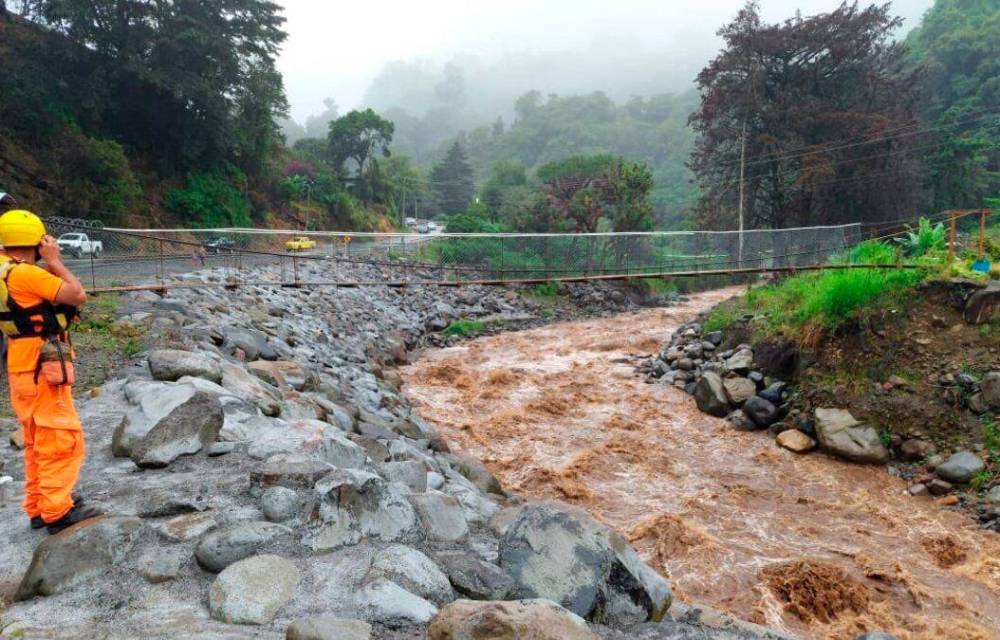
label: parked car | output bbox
[426,221,437,230]
[203,236,236,254]
[57,233,103,258]
[285,236,317,251]
[416,224,430,234]
[405,217,417,227]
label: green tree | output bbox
[480,160,527,221]
[907,0,1000,208]
[327,109,394,176]
[429,141,475,215]
[28,0,288,176]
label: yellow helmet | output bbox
[0,210,46,248]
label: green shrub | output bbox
[443,319,485,337]
[58,132,142,224]
[533,282,559,297]
[165,165,252,228]
[895,217,946,257]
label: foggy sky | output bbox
[276,0,934,121]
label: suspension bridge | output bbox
[41,209,991,295]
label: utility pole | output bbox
[738,117,747,269]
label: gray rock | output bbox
[16,517,143,599]
[982,372,1000,408]
[724,349,753,375]
[429,599,597,640]
[814,408,890,465]
[368,544,454,606]
[249,454,334,495]
[935,451,985,484]
[113,384,224,468]
[693,372,730,418]
[139,547,187,583]
[223,326,276,361]
[310,469,419,552]
[196,521,292,573]
[758,381,787,404]
[410,493,469,542]
[963,282,1000,324]
[704,331,724,345]
[742,396,779,427]
[354,578,438,624]
[722,377,756,405]
[262,486,305,523]
[435,550,515,601]
[285,616,372,640]
[985,485,1000,504]
[441,453,504,495]
[381,460,428,493]
[155,511,217,542]
[148,349,222,383]
[498,502,671,625]
[221,362,281,416]
[855,634,899,640]
[209,554,300,625]
[725,409,757,432]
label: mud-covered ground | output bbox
[402,288,1000,640]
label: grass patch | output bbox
[443,319,485,337]
[71,292,146,391]
[532,282,559,297]
[709,240,937,339]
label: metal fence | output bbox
[40,219,867,291]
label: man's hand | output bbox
[38,235,63,266]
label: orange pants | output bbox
[9,371,84,523]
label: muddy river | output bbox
[401,289,1000,640]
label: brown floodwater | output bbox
[401,289,1000,640]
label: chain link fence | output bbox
[40,219,866,291]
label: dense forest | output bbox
[0,0,997,233]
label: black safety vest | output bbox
[0,259,77,340]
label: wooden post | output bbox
[979,208,987,259]
[948,210,957,265]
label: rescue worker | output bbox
[0,210,102,533]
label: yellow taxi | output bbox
[285,236,316,251]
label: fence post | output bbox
[979,208,987,259]
[158,239,164,287]
[90,251,96,291]
[948,210,957,266]
[499,236,505,283]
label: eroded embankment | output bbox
[401,288,1000,640]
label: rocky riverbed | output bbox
[0,260,780,640]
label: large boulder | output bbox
[693,372,731,417]
[742,396,779,427]
[112,382,224,468]
[148,349,221,383]
[209,554,300,625]
[309,469,420,552]
[368,544,454,606]
[409,493,469,542]
[354,578,438,624]
[814,408,889,465]
[724,348,754,375]
[429,599,598,640]
[435,551,515,601]
[220,362,281,416]
[223,326,276,361]
[16,517,143,600]
[963,282,1000,324]
[248,360,310,390]
[498,502,671,625]
[195,521,293,573]
[935,451,985,484]
[722,377,756,405]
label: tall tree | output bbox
[690,2,925,230]
[327,109,394,177]
[906,0,1000,208]
[429,141,475,215]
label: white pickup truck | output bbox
[58,233,103,258]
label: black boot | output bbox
[29,494,85,530]
[46,504,104,534]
